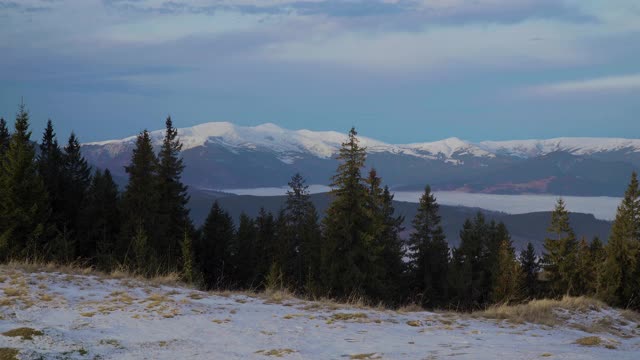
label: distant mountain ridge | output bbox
[82,122,640,196]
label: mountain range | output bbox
[82,122,640,196]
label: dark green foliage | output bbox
[408,185,449,308]
[77,169,120,269]
[449,214,512,308]
[155,116,191,270]
[519,242,540,299]
[196,201,235,289]
[58,132,91,260]
[254,208,278,289]
[322,127,370,299]
[282,173,322,293]
[233,213,257,288]
[543,198,579,296]
[598,172,640,307]
[180,229,194,283]
[492,238,520,303]
[120,130,158,267]
[0,104,50,260]
[0,117,9,158]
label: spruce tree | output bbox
[598,172,640,307]
[574,237,596,296]
[283,173,322,293]
[492,238,520,303]
[196,201,235,289]
[322,127,369,298]
[408,185,449,308]
[233,213,257,288]
[0,104,50,260]
[519,242,540,299]
[0,117,10,162]
[51,133,91,261]
[77,169,120,269]
[180,229,194,283]
[37,120,65,232]
[543,198,578,296]
[254,208,278,289]
[120,130,159,269]
[156,116,191,270]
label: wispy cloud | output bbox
[524,74,640,96]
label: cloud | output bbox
[524,74,640,96]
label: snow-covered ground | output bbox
[1,266,639,359]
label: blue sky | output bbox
[0,0,639,143]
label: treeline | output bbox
[1,105,639,310]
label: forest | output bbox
[1,104,639,311]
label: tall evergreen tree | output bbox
[519,242,540,299]
[543,198,578,296]
[598,172,640,307]
[283,173,322,293]
[0,117,10,162]
[77,169,120,269]
[196,201,235,289]
[180,229,194,283]
[492,238,520,303]
[408,185,449,308]
[254,208,278,289]
[55,132,91,261]
[361,169,405,304]
[120,130,159,268]
[233,213,257,288]
[322,127,369,298]
[0,104,50,260]
[156,116,191,270]
[37,120,65,238]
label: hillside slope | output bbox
[1,266,639,359]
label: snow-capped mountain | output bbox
[82,122,640,196]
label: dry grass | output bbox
[2,287,26,297]
[477,296,604,327]
[406,320,422,327]
[1,260,185,288]
[575,336,602,346]
[349,353,382,359]
[2,327,44,340]
[0,348,19,360]
[397,303,424,313]
[255,348,296,357]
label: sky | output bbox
[0,0,639,143]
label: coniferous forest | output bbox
[1,105,640,311]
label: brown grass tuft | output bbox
[0,348,20,360]
[575,336,602,346]
[477,296,604,327]
[2,327,44,340]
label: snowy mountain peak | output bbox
[83,122,640,164]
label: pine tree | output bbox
[155,116,191,270]
[519,242,540,299]
[120,130,159,269]
[58,132,91,261]
[180,229,194,283]
[254,208,278,289]
[492,238,521,303]
[598,172,640,307]
[408,185,449,308]
[196,201,235,289]
[77,169,120,269]
[322,127,369,298]
[574,237,596,296]
[233,213,257,288]
[0,117,10,162]
[0,104,50,260]
[283,173,322,293]
[543,198,578,296]
[132,222,150,272]
[37,120,64,228]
